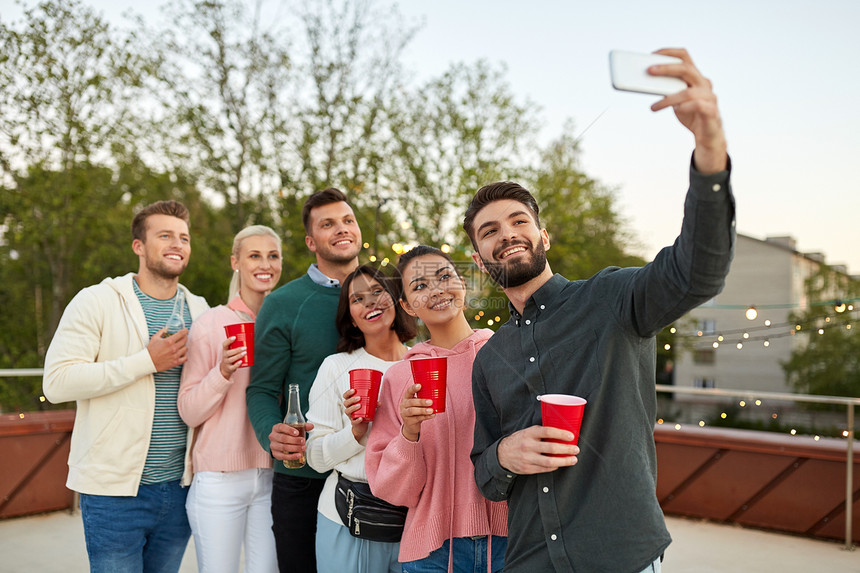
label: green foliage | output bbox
[0,0,156,173]
[0,0,647,412]
[388,60,539,248]
[533,123,645,279]
[782,267,860,399]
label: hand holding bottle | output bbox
[147,327,189,372]
[272,383,311,468]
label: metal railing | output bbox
[657,384,859,550]
[3,369,857,548]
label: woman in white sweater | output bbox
[306,265,417,573]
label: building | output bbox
[672,234,855,398]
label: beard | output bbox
[316,240,361,265]
[144,255,187,280]
[481,240,547,288]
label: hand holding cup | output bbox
[399,383,435,442]
[219,337,246,379]
[343,387,370,442]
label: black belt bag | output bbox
[334,472,407,542]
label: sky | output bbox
[3,0,859,274]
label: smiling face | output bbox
[348,272,396,339]
[132,213,191,280]
[470,199,550,288]
[399,254,466,328]
[232,234,282,296]
[304,201,362,265]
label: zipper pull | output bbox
[355,518,360,536]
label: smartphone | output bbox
[609,50,686,96]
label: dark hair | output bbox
[131,200,190,242]
[463,181,541,249]
[302,188,351,235]
[394,245,457,301]
[335,265,417,353]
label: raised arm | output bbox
[648,47,728,174]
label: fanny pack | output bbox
[334,472,407,542]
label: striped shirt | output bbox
[133,280,192,484]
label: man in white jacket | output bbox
[43,200,209,573]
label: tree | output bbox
[532,122,645,280]
[0,0,155,177]
[0,0,161,338]
[277,0,418,275]
[782,267,860,398]
[387,60,539,248]
[155,0,293,231]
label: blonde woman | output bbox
[178,225,283,573]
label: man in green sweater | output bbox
[247,188,362,572]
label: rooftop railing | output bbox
[2,369,857,548]
[657,384,859,550]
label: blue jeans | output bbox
[79,480,191,573]
[401,536,507,573]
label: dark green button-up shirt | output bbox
[471,160,735,573]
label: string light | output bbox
[745,306,758,320]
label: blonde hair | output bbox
[228,225,283,302]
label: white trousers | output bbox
[186,468,278,573]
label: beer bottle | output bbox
[283,383,306,469]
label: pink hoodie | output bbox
[364,329,508,564]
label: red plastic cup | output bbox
[538,394,586,454]
[349,369,383,421]
[410,356,447,413]
[224,322,255,368]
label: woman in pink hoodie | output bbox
[178,225,282,573]
[365,245,508,572]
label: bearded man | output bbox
[463,49,735,573]
[246,187,363,573]
[44,200,209,572]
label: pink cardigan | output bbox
[178,295,272,473]
[364,329,508,564]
